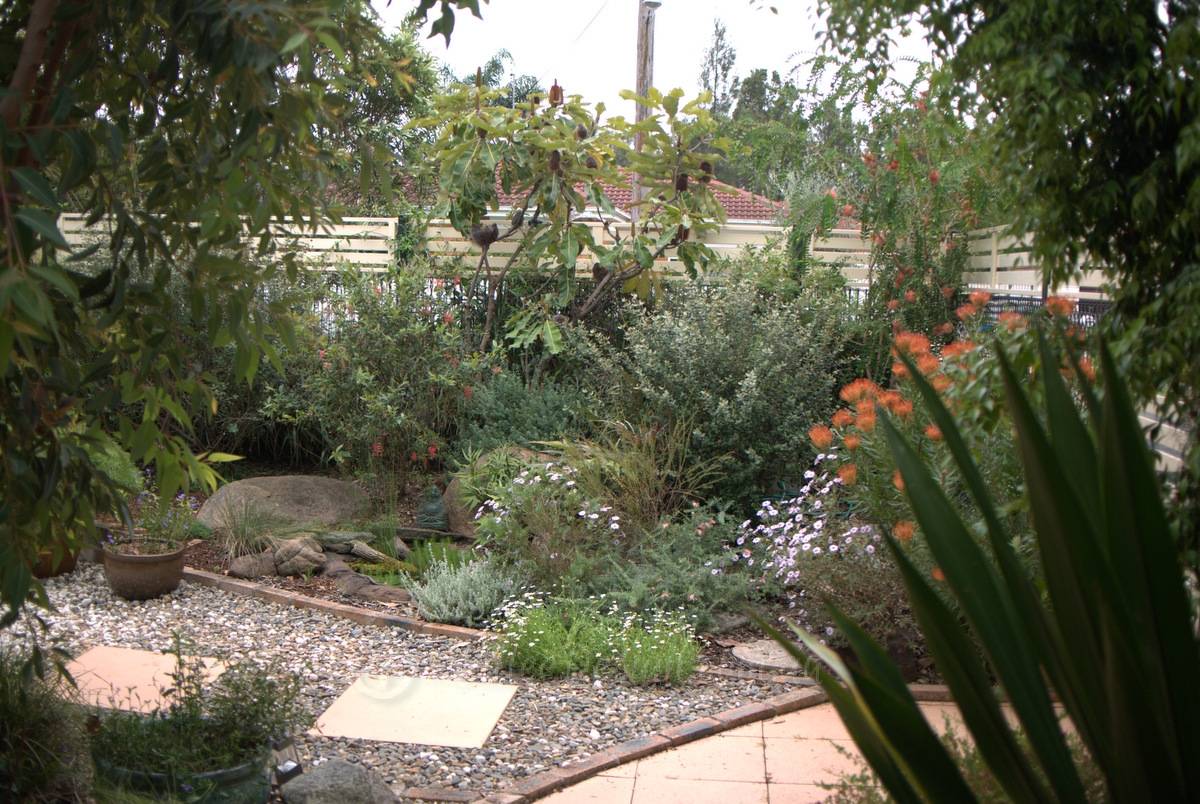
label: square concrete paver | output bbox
[631,777,768,804]
[544,774,636,803]
[66,645,223,713]
[310,675,517,748]
[635,734,766,783]
[765,737,863,785]
[764,707,851,741]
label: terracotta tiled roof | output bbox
[494,175,785,223]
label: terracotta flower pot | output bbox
[33,545,79,579]
[102,542,186,600]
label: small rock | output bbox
[280,758,397,803]
[228,549,277,579]
[275,538,326,577]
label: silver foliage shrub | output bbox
[408,556,520,628]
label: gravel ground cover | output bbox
[2,565,790,798]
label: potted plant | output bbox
[91,639,306,802]
[102,490,197,600]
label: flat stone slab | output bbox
[66,645,223,712]
[730,639,802,672]
[311,675,517,748]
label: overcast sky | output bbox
[377,0,932,118]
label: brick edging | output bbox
[181,567,485,642]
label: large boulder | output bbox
[197,476,367,531]
[280,759,397,804]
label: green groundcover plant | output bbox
[495,596,699,686]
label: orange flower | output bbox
[956,303,978,320]
[998,311,1026,331]
[934,322,954,336]
[856,409,877,433]
[916,354,941,375]
[840,378,880,404]
[893,398,914,419]
[941,340,977,360]
[941,285,956,300]
[924,424,943,441]
[931,374,952,393]
[1078,356,1096,382]
[968,290,992,307]
[904,289,917,303]
[893,520,915,542]
[843,434,862,451]
[892,331,932,357]
[877,390,904,411]
[831,408,855,428]
[886,299,901,312]
[1045,295,1076,317]
[892,361,910,378]
[837,464,858,485]
[932,566,946,581]
[809,425,835,450]
[892,469,905,491]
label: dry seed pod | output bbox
[548,150,562,174]
[675,173,689,192]
[575,124,589,140]
[549,80,563,106]
[470,223,500,248]
[585,155,598,170]
[699,160,713,183]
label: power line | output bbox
[571,0,609,45]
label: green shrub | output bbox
[495,597,700,685]
[86,438,144,495]
[589,506,754,631]
[409,557,521,628]
[473,459,621,589]
[91,640,306,787]
[578,280,857,506]
[456,370,592,457]
[0,651,91,802]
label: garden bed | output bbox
[8,566,793,798]
[185,541,423,618]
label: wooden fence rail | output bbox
[61,213,1109,300]
[811,226,1108,299]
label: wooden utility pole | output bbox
[631,0,660,229]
